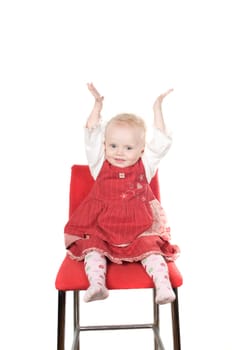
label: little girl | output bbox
[64,83,180,304]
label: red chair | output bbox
[55,165,183,350]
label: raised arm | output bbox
[143,89,173,182]
[85,83,105,179]
[153,89,173,133]
[86,82,104,128]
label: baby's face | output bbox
[104,123,144,168]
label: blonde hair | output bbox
[105,113,146,142]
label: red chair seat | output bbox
[55,255,182,291]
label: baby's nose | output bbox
[116,147,124,155]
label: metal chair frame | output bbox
[57,287,181,350]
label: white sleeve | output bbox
[142,127,172,183]
[84,123,105,179]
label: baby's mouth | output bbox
[114,158,125,162]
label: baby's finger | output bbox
[162,88,174,98]
[87,82,102,98]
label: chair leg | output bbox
[57,291,66,350]
[73,291,80,350]
[153,289,166,350]
[153,289,159,350]
[171,288,181,350]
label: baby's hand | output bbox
[87,82,104,103]
[153,89,173,110]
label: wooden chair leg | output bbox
[57,291,66,350]
[171,288,181,350]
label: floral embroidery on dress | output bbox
[136,182,143,189]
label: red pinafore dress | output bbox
[64,159,180,264]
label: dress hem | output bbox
[67,247,179,265]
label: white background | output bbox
[1,0,232,349]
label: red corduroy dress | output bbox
[64,159,180,264]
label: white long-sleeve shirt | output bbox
[84,123,172,182]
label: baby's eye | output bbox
[110,144,117,148]
[126,146,133,150]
